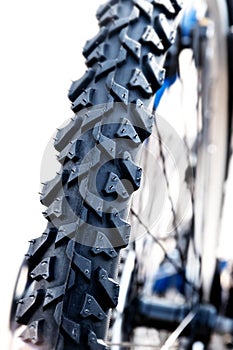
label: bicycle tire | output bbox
[11,1,183,349]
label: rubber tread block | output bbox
[80,293,107,320]
[96,267,119,307]
[91,231,118,258]
[19,319,44,345]
[68,69,95,102]
[16,290,44,324]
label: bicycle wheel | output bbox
[107,0,231,348]
[10,1,183,349]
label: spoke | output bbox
[160,310,197,350]
[130,208,199,293]
[154,119,186,266]
[107,341,178,349]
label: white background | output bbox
[0,1,103,347]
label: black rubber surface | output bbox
[14,1,183,349]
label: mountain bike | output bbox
[9,0,233,349]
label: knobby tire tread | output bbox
[14,1,183,349]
